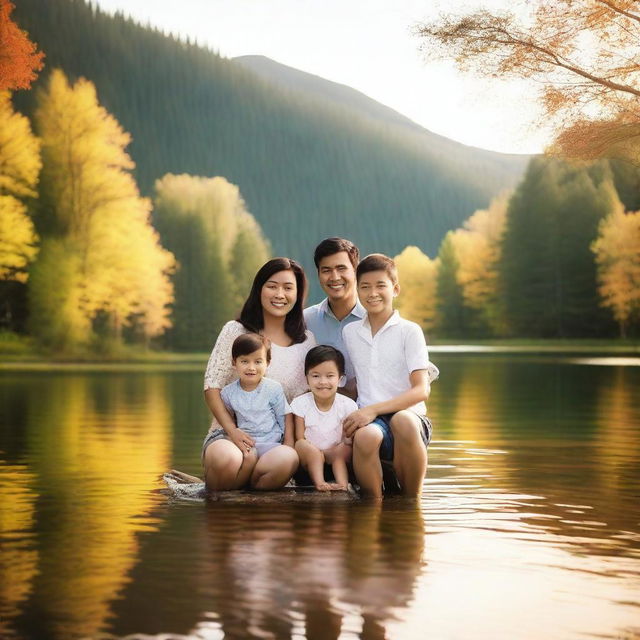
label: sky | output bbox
[92,0,551,154]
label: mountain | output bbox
[13,0,529,296]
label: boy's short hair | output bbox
[304,345,345,376]
[356,253,398,285]
[231,333,271,363]
[313,237,360,270]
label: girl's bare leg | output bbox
[352,424,384,499]
[295,439,331,490]
[204,439,257,491]
[323,443,352,490]
[251,445,299,490]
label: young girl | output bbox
[203,258,315,491]
[291,345,358,491]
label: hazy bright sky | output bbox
[92,0,550,154]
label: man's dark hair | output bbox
[304,345,345,376]
[231,333,271,363]
[313,237,360,270]
[356,253,398,285]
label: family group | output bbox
[202,237,439,499]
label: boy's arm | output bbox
[342,369,430,438]
[293,415,306,442]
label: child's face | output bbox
[317,251,356,304]
[233,347,268,385]
[357,270,399,316]
[307,360,340,402]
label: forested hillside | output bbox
[13,0,528,285]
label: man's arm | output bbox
[342,369,430,438]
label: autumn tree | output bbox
[0,0,44,90]
[393,245,438,332]
[592,204,640,336]
[0,90,40,330]
[30,69,175,350]
[154,173,270,351]
[416,0,640,163]
[453,194,509,335]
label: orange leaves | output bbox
[0,0,44,91]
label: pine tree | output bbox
[500,158,617,337]
[435,232,470,337]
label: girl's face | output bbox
[307,360,340,403]
[233,347,268,388]
[260,269,298,318]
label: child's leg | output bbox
[204,439,257,491]
[250,444,299,490]
[295,439,331,490]
[352,424,384,499]
[389,410,428,498]
[323,443,352,489]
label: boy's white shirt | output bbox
[342,310,439,415]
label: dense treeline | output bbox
[0,64,269,353]
[12,0,526,286]
[395,158,640,338]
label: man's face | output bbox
[317,251,357,304]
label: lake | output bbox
[1,353,639,640]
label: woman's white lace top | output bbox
[204,320,317,429]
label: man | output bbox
[304,237,365,388]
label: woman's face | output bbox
[260,269,298,318]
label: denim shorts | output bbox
[370,411,432,461]
[201,429,282,461]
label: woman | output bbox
[203,258,316,491]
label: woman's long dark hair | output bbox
[238,258,308,344]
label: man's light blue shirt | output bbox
[304,298,366,380]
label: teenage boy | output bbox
[304,237,365,385]
[342,253,439,499]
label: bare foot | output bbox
[329,483,348,491]
[314,482,332,491]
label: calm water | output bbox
[1,354,639,640]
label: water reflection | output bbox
[0,373,171,640]
[0,356,638,639]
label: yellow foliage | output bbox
[592,203,640,335]
[33,70,176,344]
[154,173,251,261]
[393,245,438,331]
[0,194,38,282]
[0,90,41,198]
[451,194,509,334]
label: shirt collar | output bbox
[361,310,400,338]
[319,297,366,321]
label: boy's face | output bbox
[317,252,356,305]
[357,270,399,317]
[233,347,268,387]
[306,359,340,402]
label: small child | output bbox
[220,333,293,459]
[291,345,358,491]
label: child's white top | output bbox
[342,311,439,415]
[290,392,358,450]
[221,378,291,443]
[204,320,316,430]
